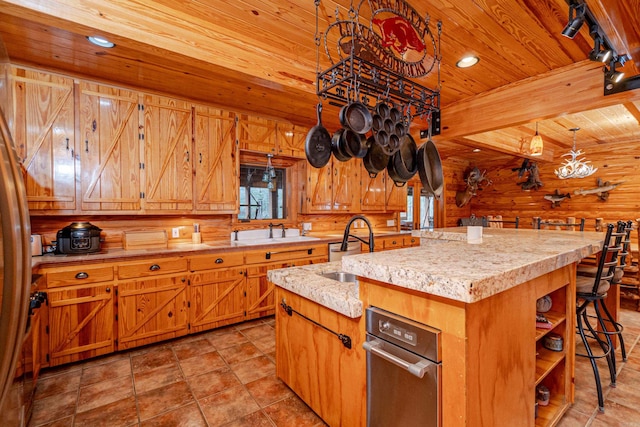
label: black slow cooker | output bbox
[55,222,102,254]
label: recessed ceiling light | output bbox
[456,55,479,68]
[87,36,115,48]
[472,148,481,153]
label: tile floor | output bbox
[29,308,640,427]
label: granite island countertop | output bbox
[268,227,605,314]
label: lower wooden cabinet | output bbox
[47,284,115,366]
[117,275,189,350]
[189,267,246,333]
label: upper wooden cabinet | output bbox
[237,113,307,158]
[360,165,386,212]
[385,175,408,211]
[302,159,360,213]
[10,67,76,212]
[79,82,142,212]
[194,105,238,213]
[142,94,194,212]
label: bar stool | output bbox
[575,222,625,412]
[486,215,519,228]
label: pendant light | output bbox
[529,122,543,157]
[554,128,597,179]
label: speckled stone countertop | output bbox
[269,228,605,315]
[267,261,362,318]
[342,227,604,303]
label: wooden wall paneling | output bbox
[142,93,194,212]
[11,66,76,212]
[79,81,142,212]
[194,105,238,213]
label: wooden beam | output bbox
[439,60,640,140]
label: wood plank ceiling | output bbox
[0,0,638,163]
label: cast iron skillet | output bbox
[331,129,351,162]
[304,103,332,168]
[363,135,390,177]
[417,138,444,197]
[339,101,373,134]
[387,134,418,185]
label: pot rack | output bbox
[314,0,442,126]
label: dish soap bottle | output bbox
[192,223,201,244]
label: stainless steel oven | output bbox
[363,307,441,427]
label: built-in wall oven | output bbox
[363,307,442,427]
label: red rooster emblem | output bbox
[373,16,425,55]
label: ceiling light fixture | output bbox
[529,122,543,157]
[554,128,597,179]
[86,36,115,48]
[605,58,625,84]
[456,55,479,68]
[561,3,586,39]
[588,33,612,63]
[472,148,481,153]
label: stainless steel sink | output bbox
[321,271,357,283]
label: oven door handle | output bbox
[363,338,434,379]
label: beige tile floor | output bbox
[29,308,640,427]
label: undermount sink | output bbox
[321,271,358,283]
[233,236,321,246]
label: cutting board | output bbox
[123,230,168,250]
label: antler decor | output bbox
[455,167,492,208]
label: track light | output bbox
[605,62,624,84]
[561,3,586,39]
[589,35,612,63]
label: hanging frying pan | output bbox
[305,103,332,168]
[331,129,351,162]
[339,101,373,134]
[363,135,390,177]
[417,138,444,197]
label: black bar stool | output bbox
[535,217,585,231]
[575,222,625,412]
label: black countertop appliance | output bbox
[55,222,102,254]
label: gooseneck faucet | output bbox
[269,223,286,238]
[341,215,374,253]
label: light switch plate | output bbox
[172,227,180,238]
[387,219,396,227]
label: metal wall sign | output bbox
[316,0,441,125]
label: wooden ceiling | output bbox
[0,0,639,163]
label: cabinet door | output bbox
[237,114,277,154]
[118,275,189,350]
[189,267,246,333]
[360,164,386,212]
[47,284,115,366]
[194,105,238,212]
[386,175,408,211]
[142,94,193,211]
[79,82,141,211]
[303,161,333,213]
[276,122,307,158]
[333,159,359,211]
[11,67,76,212]
[246,263,284,320]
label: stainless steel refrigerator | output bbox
[0,106,33,425]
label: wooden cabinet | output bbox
[535,280,574,426]
[10,66,76,212]
[193,105,238,212]
[302,159,360,213]
[79,82,142,212]
[237,114,308,158]
[403,235,420,247]
[385,175,408,211]
[245,244,329,320]
[188,252,246,332]
[46,283,115,366]
[142,94,193,212]
[237,114,277,154]
[360,165,386,212]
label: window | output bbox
[401,185,436,230]
[238,165,286,220]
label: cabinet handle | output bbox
[65,137,69,150]
[392,240,397,245]
[199,153,203,164]
[105,287,111,293]
[75,272,89,279]
[85,140,89,153]
[215,258,224,264]
[149,264,161,271]
[186,150,190,162]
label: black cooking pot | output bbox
[55,222,102,254]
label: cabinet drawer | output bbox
[189,251,244,271]
[245,244,327,265]
[118,257,188,279]
[403,235,419,247]
[46,265,114,288]
[383,236,402,250]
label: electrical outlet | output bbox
[387,219,396,227]
[172,227,180,238]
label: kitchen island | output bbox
[268,228,604,427]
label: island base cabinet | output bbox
[47,284,115,367]
[275,288,365,427]
[117,275,189,350]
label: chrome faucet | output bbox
[341,215,374,253]
[269,223,286,238]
